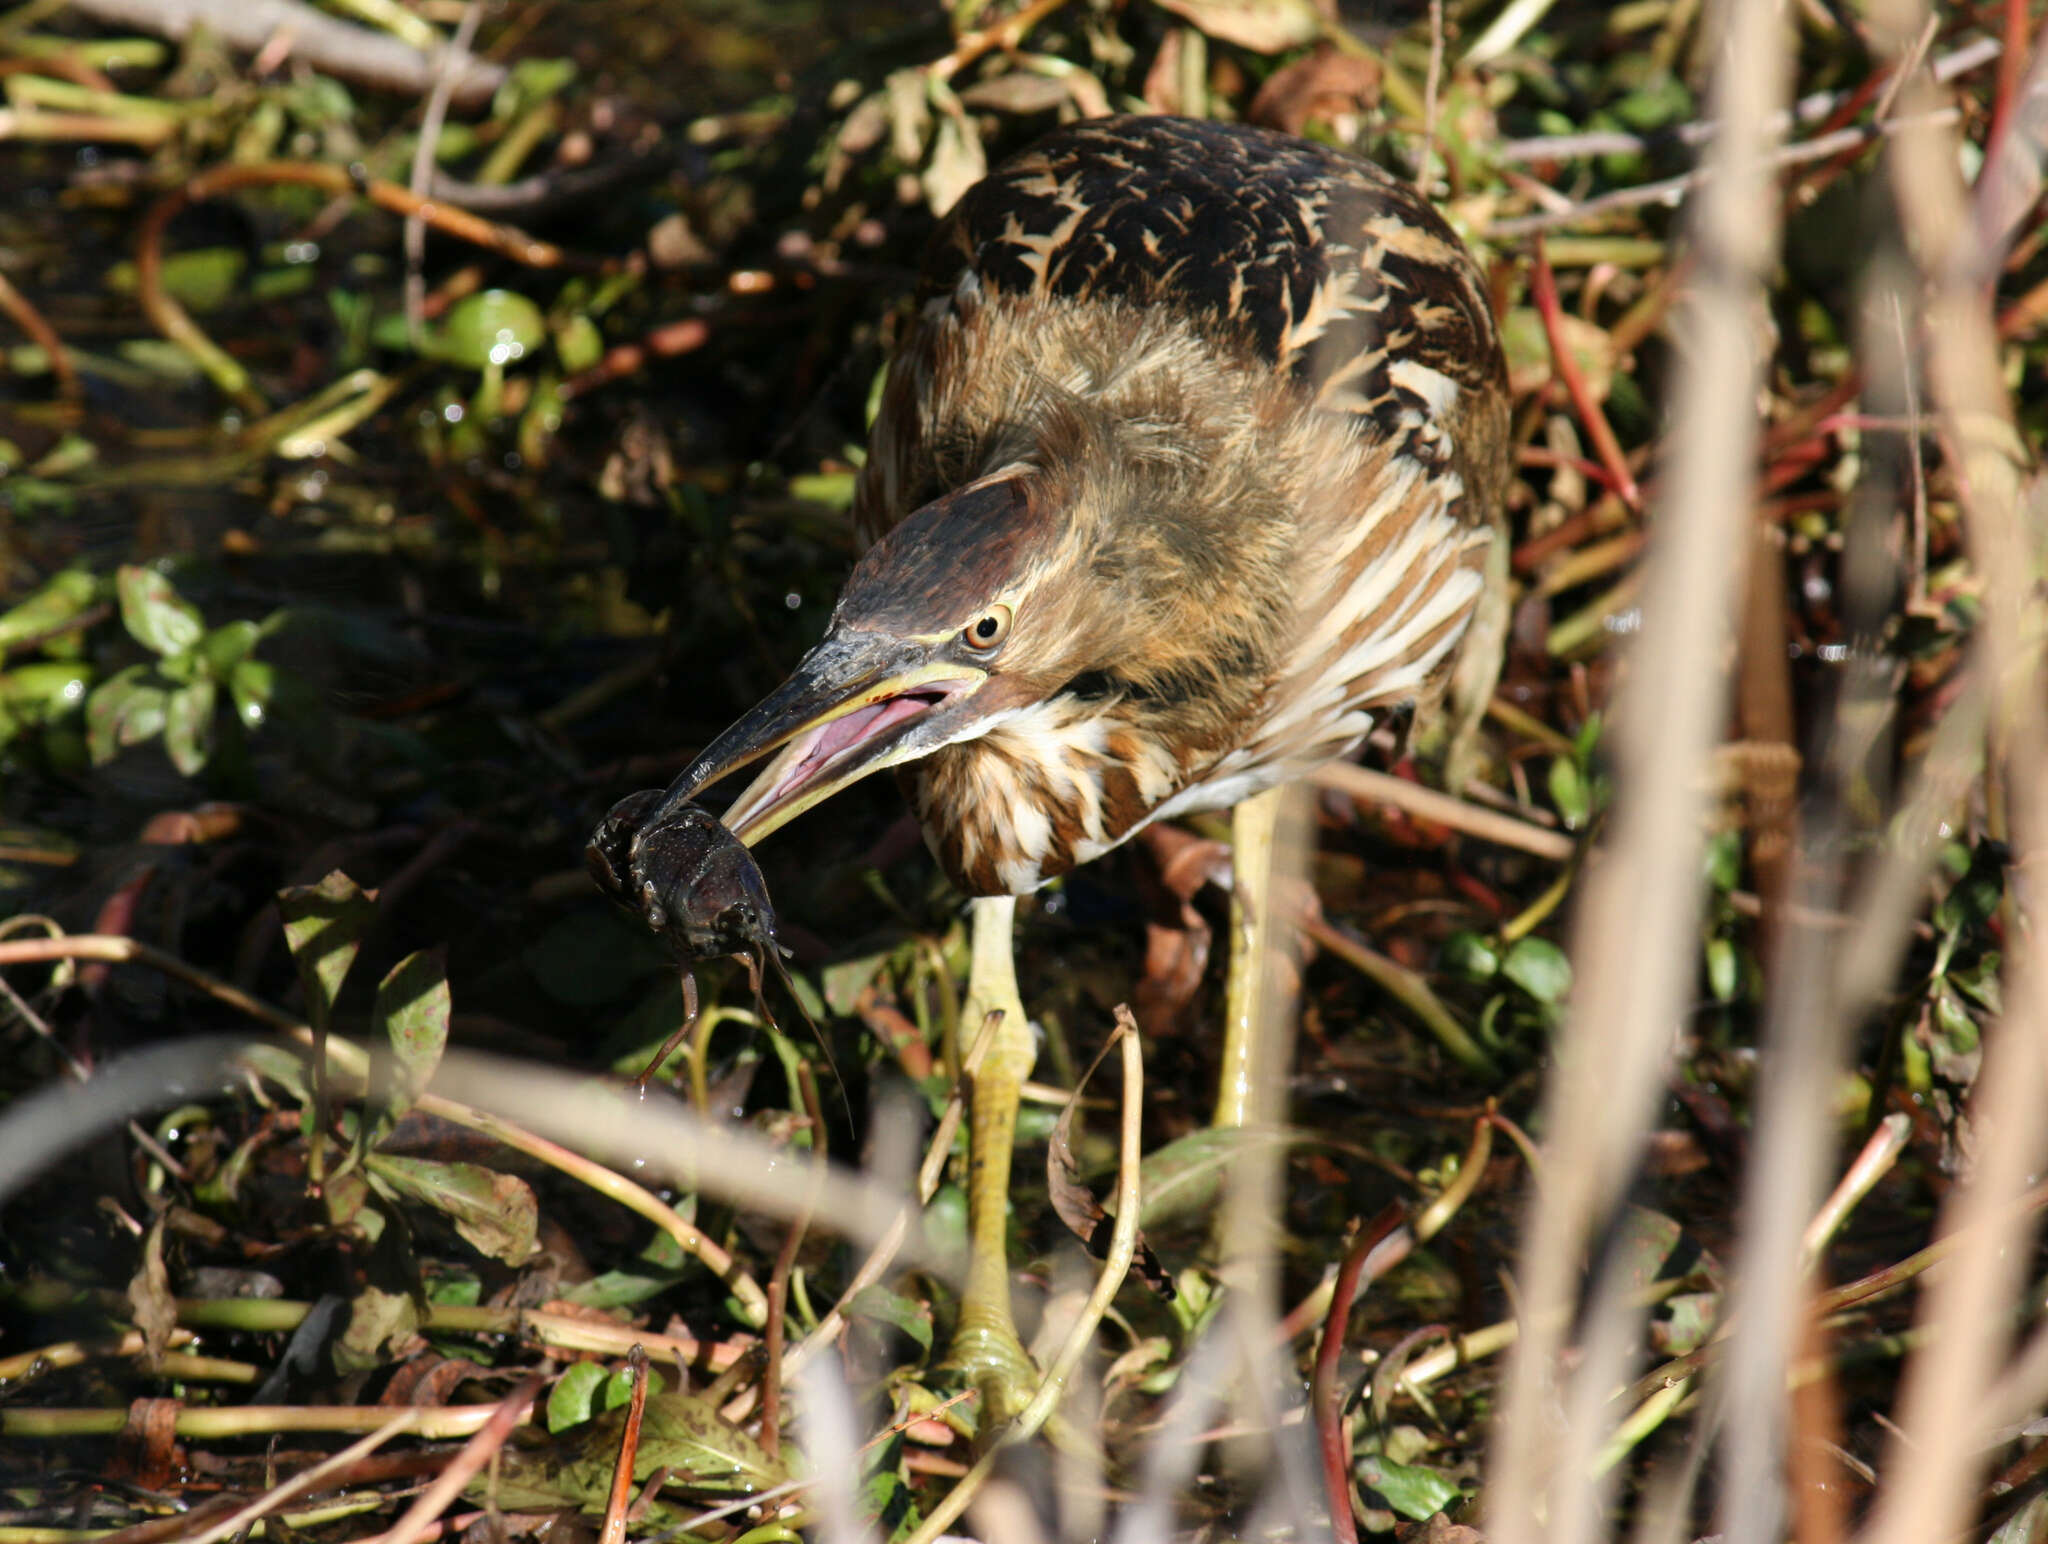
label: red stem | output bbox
[1312,1203,1410,1544]
[1988,0,2032,165]
[1530,236,1642,512]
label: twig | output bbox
[782,1008,1004,1380]
[1463,0,1563,66]
[1310,761,1576,861]
[2,1402,511,1440]
[1418,0,1445,190]
[1491,35,2000,164]
[928,0,1073,83]
[760,1065,828,1462]
[1801,1115,1911,1265]
[354,1376,540,1544]
[1413,1109,1496,1243]
[1493,108,1963,236]
[597,1347,651,1544]
[0,266,80,399]
[62,0,505,106]
[181,1409,425,1544]
[404,0,485,350]
[136,160,570,409]
[1301,916,1501,1080]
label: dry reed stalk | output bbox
[1483,0,1794,1535]
[1707,247,1935,1544]
[1855,5,2048,1538]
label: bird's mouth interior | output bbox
[726,681,966,834]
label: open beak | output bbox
[638,630,988,847]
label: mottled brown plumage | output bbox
[614,112,1509,904]
[850,114,1511,894]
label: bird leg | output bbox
[1214,785,1286,1128]
[947,893,1041,1425]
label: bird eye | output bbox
[962,603,1012,651]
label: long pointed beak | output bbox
[639,631,987,848]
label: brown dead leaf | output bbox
[959,72,1071,115]
[1132,823,1231,1040]
[111,1398,183,1490]
[1247,43,1381,135]
[382,1351,484,1406]
[125,1213,177,1368]
[1399,1516,1486,1543]
[1149,0,1324,53]
[1046,1012,1174,1298]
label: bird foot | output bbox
[944,1311,1041,1433]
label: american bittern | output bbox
[601,115,1511,1417]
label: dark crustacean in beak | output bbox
[586,625,993,954]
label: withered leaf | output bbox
[1046,1008,1174,1299]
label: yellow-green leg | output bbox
[1214,786,1286,1128]
[946,893,1040,1424]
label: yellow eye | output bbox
[962,603,1013,651]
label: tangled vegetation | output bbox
[1,1,2044,1540]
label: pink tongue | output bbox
[807,694,930,769]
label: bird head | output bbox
[641,471,1098,847]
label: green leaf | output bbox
[199,618,263,675]
[1502,936,1572,1004]
[626,1391,784,1493]
[1989,1494,2048,1544]
[162,677,216,775]
[1137,1125,1308,1229]
[437,288,547,369]
[1354,1455,1463,1522]
[1934,840,2006,935]
[1441,930,1500,982]
[1607,1204,1719,1292]
[921,110,985,217]
[106,247,247,313]
[822,946,894,1016]
[1950,951,2003,1013]
[233,1042,315,1104]
[365,1153,541,1265]
[560,1266,690,1311]
[1548,755,1589,829]
[553,314,603,374]
[374,948,450,1124]
[547,1362,611,1433]
[229,658,277,729]
[499,1391,786,1513]
[1572,710,1605,763]
[115,566,204,656]
[845,1284,934,1350]
[1704,936,1739,1004]
[1657,1290,1719,1356]
[277,871,376,1035]
[858,1451,924,1543]
[1703,829,1743,893]
[0,662,90,718]
[0,569,98,651]
[84,665,167,764]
